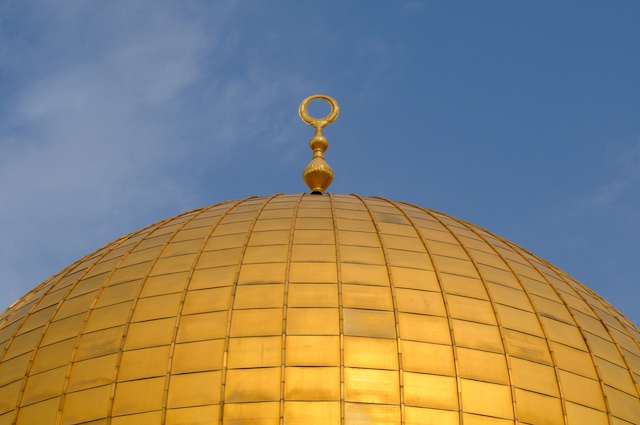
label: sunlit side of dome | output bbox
[0,194,639,425]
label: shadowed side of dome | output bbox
[0,194,639,424]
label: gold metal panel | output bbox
[457,347,509,384]
[286,308,339,335]
[68,354,118,391]
[176,311,227,342]
[286,336,340,366]
[291,244,336,262]
[225,368,280,402]
[196,248,243,268]
[247,230,290,246]
[342,284,393,310]
[340,245,385,264]
[344,367,400,404]
[131,293,183,321]
[243,245,289,264]
[223,402,279,425]
[344,336,398,370]
[395,288,446,316]
[85,301,133,332]
[447,295,496,325]
[502,329,552,364]
[336,218,376,233]
[95,280,142,308]
[530,295,574,324]
[14,396,60,424]
[284,367,340,400]
[519,277,560,302]
[139,272,189,297]
[404,372,457,410]
[190,266,236,290]
[167,371,221,408]
[111,411,161,424]
[163,239,204,257]
[381,234,424,252]
[42,313,85,346]
[295,217,334,230]
[433,255,479,278]
[252,218,292,231]
[109,263,152,286]
[182,286,232,314]
[230,308,282,337]
[460,379,513,419]
[0,353,30,386]
[596,357,637,394]
[287,283,338,307]
[476,264,520,288]
[377,221,416,237]
[338,230,381,247]
[283,401,340,424]
[461,412,514,425]
[0,381,21,414]
[30,337,74,374]
[227,336,281,368]
[166,405,219,425]
[550,341,597,378]
[565,402,609,425]
[21,365,67,405]
[234,284,285,309]
[289,262,337,283]
[343,308,396,339]
[439,273,486,299]
[386,249,432,270]
[452,320,503,353]
[391,266,439,291]
[405,406,459,425]
[540,316,588,350]
[558,370,606,410]
[54,292,95,320]
[124,317,175,349]
[588,334,626,366]
[487,282,532,311]
[260,208,294,219]
[402,340,455,375]
[335,208,369,220]
[292,229,334,245]
[61,385,111,425]
[75,326,125,361]
[344,402,401,424]
[341,263,389,286]
[118,345,170,381]
[112,377,166,415]
[18,305,55,334]
[514,388,563,425]
[172,339,225,373]
[510,357,560,396]
[399,313,451,344]
[604,384,640,424]
[237,263,286,285]
[211,221,253,236]
[495,304,543,337]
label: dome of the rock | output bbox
[0,193,639,425]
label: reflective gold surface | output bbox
[0,193,639,424]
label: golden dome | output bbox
[1,193,639,424]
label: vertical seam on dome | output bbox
[427,209,575,425]
[278,192,305,424]
[217,194,280,425]
[355,195,406,423]
[328,193,346,424]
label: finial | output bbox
[299,94,339,194]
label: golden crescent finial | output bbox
[299,94,339,195]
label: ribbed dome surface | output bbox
[0,193,639,424]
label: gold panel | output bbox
[68,353,118,391]
[341,263,389,286]
[30,337,74,373]
[565,402,609,425]
[381,234,424,252]
[395,288,446,316]
[182,286,232,314]
[167,371,221,408]
[342,284,393,310]
[588,334,626,366]
[166,405,219,425]
[285,335,340,366]
[75,326,125,361]
[344,402,401,424]
[502,329,552,364]
[292,229,334,245]
[248,230,290,246]
[558,370,606,410]
[336,218,376,233]
[197,248,243,268]
[461,412,515,425]
[95,280,142,308]
[61,385,111,425]
[287,283,338,307]
[540,316,588,350]
[289,262,337,283]
[283,401,340,424]
[433,255,479,278]
[404,406,459,425]
[0,381,21,414]
[514,388,563,425]
[172,339,225,373]
[401,340,455,375]
[225,368,280,402]
[139,272,189,297]
[495,304,543,337]
[291,244,336,262]
[243,245,289,264]
[112,377,166,415]
[0,353,30,386]
[457,347,509,384]
[447,295,496,325]
[344,336,399,370]
[284,367,340,400]
[131,293,181,322]
[53,292,95,320]
[42,313,85,346]
[398,313,451,344]
[18,305,55,334]
[386,249,432,270]
[287,308,339,335]
[339,245,385,264]
[234,284,285,309]
[439,273,487,299]
[452,320,503,353]
[85,301,133,332]
[343,308,396,339]
[237,263,286,285]
[460,379,514,419]
[176,311,227,342]
[338,230,381,247]
[230,308,282,337]
[551,341,598,378]
[162,239,205,257]
[190,266,235,290]
[124,317,176,349]
[223,402,279,425]
[596,357,637,394]
[604,385,640,423]
[118,345,170,381]
[510,357,560,396]
[252,218,292,232]
[227,336,281,368]
[14,396,60,424]
[21,365,67,405]
[111,411,161,424]
[344,367,400,404]
[391,266,439,291]
[487,281,533,311]
[403,372,457,410]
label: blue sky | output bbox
[1,2,639,325]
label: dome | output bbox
[0,193,639,425]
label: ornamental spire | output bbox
[299,94,339,194]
